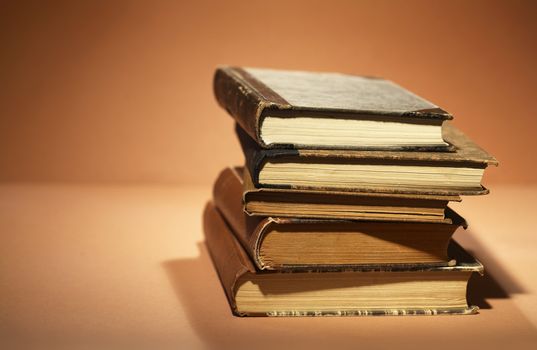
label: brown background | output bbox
[2,2,537,348]
[1,0,536,185]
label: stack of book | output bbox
[204,67,497,316]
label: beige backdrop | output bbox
[1,0,536,185]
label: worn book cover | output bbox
[203,202,482,317]
[226,166,461,222]
[213,174,467,270]
[214,66,453,150]
[238,122,498,195]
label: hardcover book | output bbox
[238,123,498,195]
[223,166,461,222]
[213,174,467,269]
[214,66,453,150]
[204,202,482,317]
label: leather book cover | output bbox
[239,166,462,221]
[203,202,482,316]
[238,122,498,196]
[203,201,255,315]
[214,66,453,150]
[212,171,467,270]
[216,166,460,222]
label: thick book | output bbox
[204,202,482,317]
[238,123,498,195]
[214,66,453,150]
[225,166,461,222]
[213,173,467,269]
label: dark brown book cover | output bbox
[214,66,453,150]
[212,170,467,270]
[216,166,460,223]
[238,122,498,196]
[237,166,461,222]
[203,202,481,317]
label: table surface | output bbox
[1,183,537,350]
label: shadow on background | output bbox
[162,243,372,349]
[461,231,526,309]
[162,236,532,350]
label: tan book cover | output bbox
[203,202,482,317]
[213,171,467,269]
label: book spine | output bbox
[236,123,302,188]
[212,167,265,266]
[235,123,267,187]
[203,202,254,316]
[213,67,267,146]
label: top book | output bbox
[214,66,453,150]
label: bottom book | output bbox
[203,202,483,317]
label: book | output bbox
[229,166,461,222]
[214,66,453,150]
[213,173,467,269]
[238,123,498,195]
[204,202,482,316]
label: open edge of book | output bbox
[255,220,459,269]
[258,160,486,191]
[260,116,448,148]
[245,198,448,222]
[234,270,475,316]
